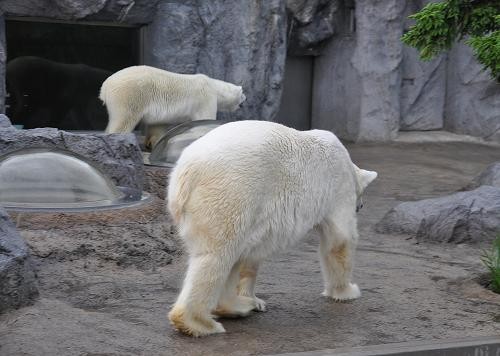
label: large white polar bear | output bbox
[99,65,246,137]
[167,120,377,337]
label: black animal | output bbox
[6,56,111,130]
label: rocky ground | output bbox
[0,141,499,356]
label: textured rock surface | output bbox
[376,186,500,244]
[143,0,287,123]
[0,113,11,128]
[0,0,159,24]
[0,207,38,313]
[467,161,500,190]
[0,15,5,114]
[400,0,445,131]
[0,127,144,194]
[287,0,340,56]
[445,42,500,141]
[353,0,405,141]
[12,197,177,271]
[143,165,169,200]
[312,0,405,141]
[311,2,359,139]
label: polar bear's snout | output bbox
[240,93,246,105]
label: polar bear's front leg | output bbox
[237,260,266,312]
[192,96,217,121]
[318,217,361,302]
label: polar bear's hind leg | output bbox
[104,104,142,133]
[237,260,266,312]
[214,261,257,318]
[168,250,235,336]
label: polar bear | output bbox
[99,65,246,138]
[167,120,377,337]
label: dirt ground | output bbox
[0,141,499,356]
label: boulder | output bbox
[376,186,500,244]
[287,0,340,56]
[466,162,500,190]
[0,207,38,313]
[0,128,144,195]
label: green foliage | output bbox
[481,235,500,294]
[402,0,500,81]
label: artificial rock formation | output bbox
[0,207,38,313]
[376,186,500,244]
[467,161,500,190]
[0,0,499,142]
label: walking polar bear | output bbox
[99,65,245,143]
[167,120,377,337]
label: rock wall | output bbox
[0,0,498,141]
[143,0,287,122]
[311,0,499,142]
[445,42,500,141]
[400,0,446,131]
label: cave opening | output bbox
[5,18,141,131]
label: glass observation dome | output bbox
[149,120,227,167]
[0,148,147,211]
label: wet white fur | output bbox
[99,65,245,135]
[167,120,377,337]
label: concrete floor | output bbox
[0,141,499,355]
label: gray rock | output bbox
[399,49,446,131]
[0,128,144,195]
[445,42,500,142]
[312,0,405,141]
[400,0,445,131]
[287,0,340,56]
[0,0,159,24]
[0,15,5,114]
[0,114,11,128]
[467,162,500,190]
[0,207,38,313]
[376,186,500,244]
[143,0,287,123]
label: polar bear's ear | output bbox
[359,169,377,191]
[353,164,377,191]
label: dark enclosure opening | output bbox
[275,56,314,131]
[5,18,141,130]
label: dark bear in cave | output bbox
[6,56,111,130]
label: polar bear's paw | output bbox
[169,305,225,337]
[253,296,267,312]
[323,283,361,302]
[214,296,257,318]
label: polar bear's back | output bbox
[168,121,357,256]
[100,66,207,102]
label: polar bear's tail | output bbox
[167,164,195,224]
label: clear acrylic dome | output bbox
[0,148,128,210]
[149,120,227,167]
